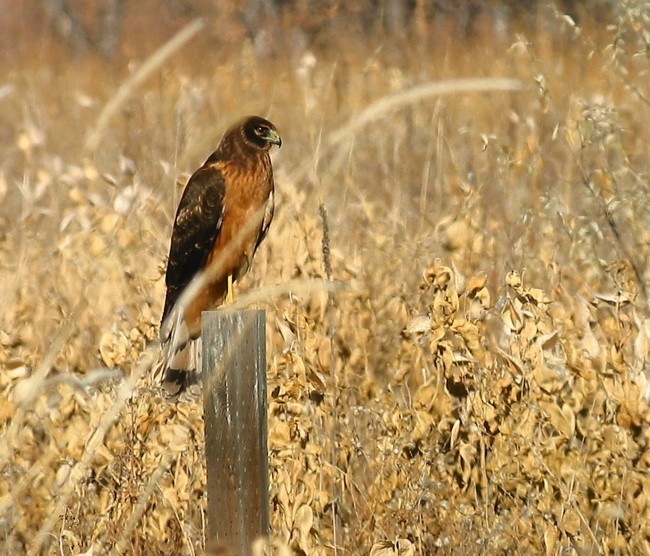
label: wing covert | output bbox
[161,165,226,325]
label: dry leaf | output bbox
[370,539,415,556]
[540,402,575,438]
[560,507,581,536]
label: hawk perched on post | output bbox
[157,115,281,399]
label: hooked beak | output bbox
[267,129,282,148]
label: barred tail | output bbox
[155,311,202,401]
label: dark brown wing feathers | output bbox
[161,166,226,327]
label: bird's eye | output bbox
[255,126,266,135]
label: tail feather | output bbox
[156,310,202,401]
[160,365,200,400]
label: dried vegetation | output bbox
[1,1,650,554]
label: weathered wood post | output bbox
[202,309,269,553]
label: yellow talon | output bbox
[226,274,234,303]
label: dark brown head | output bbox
[237,116,281,151]
[210,116,281,165]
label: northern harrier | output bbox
[158,115,281,399]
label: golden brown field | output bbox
[1,1,650,554]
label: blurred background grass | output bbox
[1,1,649,554]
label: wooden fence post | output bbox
[202,310,269,553]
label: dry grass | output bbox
[1,2,650,554]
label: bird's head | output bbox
[241,116,282,151]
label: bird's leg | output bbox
[226,273,234,303]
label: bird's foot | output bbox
[226,274,235,303]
